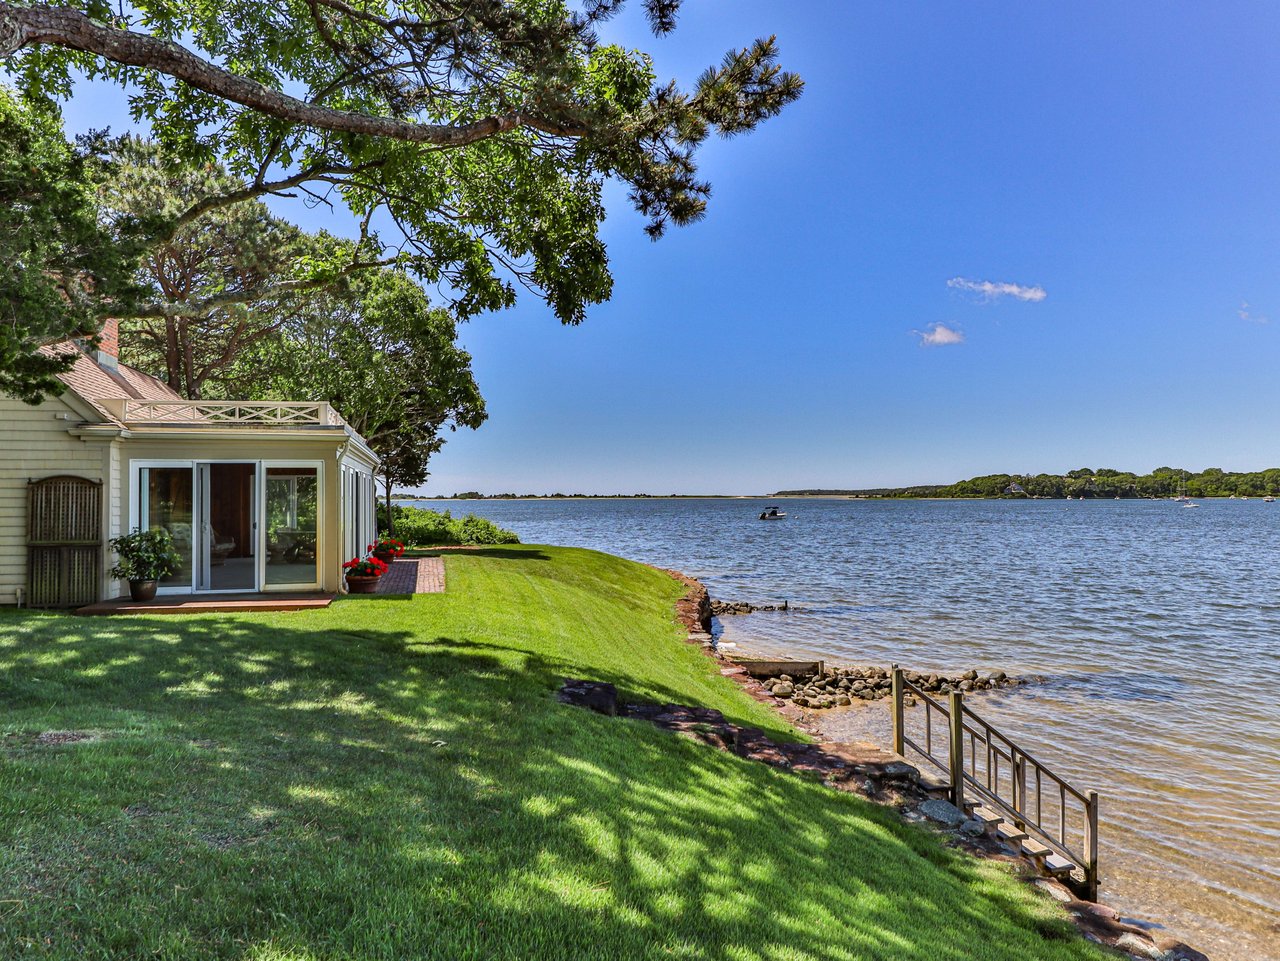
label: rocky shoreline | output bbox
[656,568,1212,961]
[761,663,1029,709]
[710,598,789,616]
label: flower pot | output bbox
[372,550,396,566]
[129,579,158,602]
[345,574,381,595]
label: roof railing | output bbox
[105,399,346,427]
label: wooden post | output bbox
[1013,751,1028,830]
[891,665,904,756]
[1084,790,1100,901]
[948,690,965,810]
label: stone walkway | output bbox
[374,556,445,594]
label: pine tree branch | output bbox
[128,259,398,317]
[0,3,589,143]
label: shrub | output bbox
[384,506,519,547]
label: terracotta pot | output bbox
[129,579,158,602]
[373,550,396,565]
[345,574,381,594]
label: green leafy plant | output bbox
[108,528,181,581]
[382,506,519,547]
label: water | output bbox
[403,497,1280,959]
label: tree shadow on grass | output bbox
[413,546,552,561]
[0,612,1095,961]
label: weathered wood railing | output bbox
[891,666,1100,899]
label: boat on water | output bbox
[1266,495,1276,503]
[1184,501,1200,508]
[759,507,787,520]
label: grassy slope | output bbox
[0,546,1106,961]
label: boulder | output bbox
[918,799,968,827]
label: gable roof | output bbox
[43,342,183,425]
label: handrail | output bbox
[891,666,1099,900]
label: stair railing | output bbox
[891,666,1099,900]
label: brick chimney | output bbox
[93,317,120,371]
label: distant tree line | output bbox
[778,467,1280,499]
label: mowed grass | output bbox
[0,546,1106,960]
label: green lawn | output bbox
[0,545,1105,960]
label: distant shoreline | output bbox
[394,493,1267,502]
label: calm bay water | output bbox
[406,497,1279,959]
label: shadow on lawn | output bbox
[0,611,1087,961]
[412,546,551,561]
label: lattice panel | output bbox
[27,475,102,608]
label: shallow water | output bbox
[404,497,1280,959]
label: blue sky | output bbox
[56,2,1280,494]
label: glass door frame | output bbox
[258,460,324,593]
[134,459,196,595]
[131,458,325,595]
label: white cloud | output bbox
[1238,301,1268,324]
[947,277,1047,303]
[914,323,965,347]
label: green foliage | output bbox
[5,1,801,329]
[0,546,1107,961]
[383,505,519,546]
[874,467,1280,499]
[237,269,486,500]
[103,137,342,399]
[107,527,181,580]
[0,87,141,403]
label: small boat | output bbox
[1184,501,1200,508]
[1266,496,1276,503]
[758,507,788,520]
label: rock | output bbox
[836,695,851,706]
[991,670,1007,682]
[1114,933,1162,959]
[1151,938,1210,961]
[959,680,974,692]
[962,669,978,681]
[773,682,794,697]
[959,819,986,837]
[1032,878,1075,903]
[918,798,968,827]
[558,679,618,716]
[879,761,919,783]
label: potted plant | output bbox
[109,528,181,602]
[370,537,405,566]
[343,555,388,594]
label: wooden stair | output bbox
[967,805,1081,884]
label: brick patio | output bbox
[374,556,445,595]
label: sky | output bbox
[53,2,1280,494]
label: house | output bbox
[0,320,379,607]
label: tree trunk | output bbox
[383,472,394,537]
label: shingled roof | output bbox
[42,342,182,425]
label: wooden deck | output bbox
[73,558,444,615]
[75,592,335,616]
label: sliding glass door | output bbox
[263,466,319,589]
[135,460,322,594]
[195,463,257,592]
[139,465,194,589]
